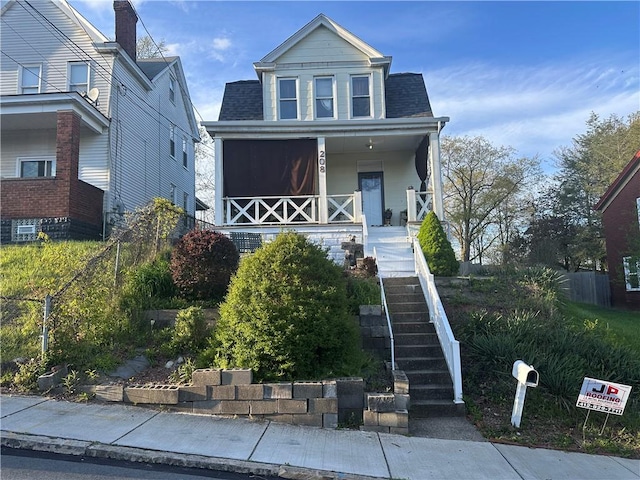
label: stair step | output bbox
[391,312,430,323]
[395,345,443,358]
[410,400,466,418]
[387,302,428,314]
[410,384,454,400]
[384,284,424,295]
[382,277,419,287]
[396,357,447,370]
[392,321,432,334]
[394,331,439,344]
[386,293,425,303]
[405,369,453,385]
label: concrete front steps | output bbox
[383,276,463,417]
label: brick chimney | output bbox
[114,0,137,62]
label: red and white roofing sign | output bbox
[576,377,632,415]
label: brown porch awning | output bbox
[223,139,317,197]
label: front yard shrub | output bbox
[417,211,459,276]
[213,231,361,381]
[346,276,381,314]
[121,253,177,311]
[168,306,210,355]
[170,230,239,301]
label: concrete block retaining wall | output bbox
[361,369,411,435]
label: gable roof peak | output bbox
[254,13,391,78]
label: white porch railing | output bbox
[413,237,464,405]
[224,193,360,225]
[373,246,395,371]
[406,189,433,223]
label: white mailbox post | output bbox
[511,360,539,428]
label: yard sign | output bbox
[576,377,632,415]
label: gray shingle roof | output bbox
[218,80,264,121]
[217,73,433,121]
[385,73,433,118]
[137,56,178,80]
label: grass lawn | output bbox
[562,301,640,352]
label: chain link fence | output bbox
[1,200,189,371]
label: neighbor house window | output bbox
[169,76,175,103]
[182,138,188,168]
[19,157,55,178]
[170,184,177,204]
[20,65,41,94]
[315,76,334,118]
[623,256,640,291]
[169,124,176,158]
[183,192,189,212]
[351,75,371,117]
[278,78,298,120]
[636,197,639,228]
[68,62,89,93]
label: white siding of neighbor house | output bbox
[107,60,196,215]
[262,27,386,122]
[0,1,113,115]
[1,0,198,217]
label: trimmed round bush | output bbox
[417,211,459,276]
[170,230,239,301]
[213,231,360,381]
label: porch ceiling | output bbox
[325,133,421,154]
[0,93,110,133]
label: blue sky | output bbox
[72,1,639,171]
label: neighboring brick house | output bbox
[594,151,640,310]
[202,14,449,234]
[0,0,200,242]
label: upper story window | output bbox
[183,192,189,212]
[351,75,371,118]
[20,65,41,94]
[170,183,177,204]
[278,78,298,120]
[169,124,176,158]
[68,62,89,93]
[169,76,176,103]
[182,137,188,168]
[19,157,55,178]
[315,76,334,119]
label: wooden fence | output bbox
[562,272,611,307]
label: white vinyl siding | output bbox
[278,78,298,120]
[68,61,89,92]
[315,76,334,119]
[623,256,640,291]
[351,75,371,118]
[20,64,41,94]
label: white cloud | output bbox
[212,37,231,51]
[427,54,640,170]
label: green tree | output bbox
[213,232,359,381]
[528,112,640,271]
[417,211,459,276]
[441,136,540,263]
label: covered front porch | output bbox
[205,118,447,229]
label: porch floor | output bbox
[366,227,415,278]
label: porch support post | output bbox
[429,131,445,220]
[317,137,328,224]
[406,188,417,222]
[214,137,224,226]
[354,190,362,223]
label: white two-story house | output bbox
[0,0,200,242]
[203,14,449,257]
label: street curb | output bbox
[1,432,387,480]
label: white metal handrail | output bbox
[412,238,463,404]
[373,246,395,371]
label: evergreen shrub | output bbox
[213,232,361,381]
[417,211,459,276]
[170,230,239,301]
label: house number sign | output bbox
[319,150,326,173]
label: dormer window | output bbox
[315,77,334,119]
[169,76,176,103]
[20,65,41,94]
[278,78,298,120]
[351,75,371,118]
[68,62,89,93]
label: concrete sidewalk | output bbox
[1,394,638,480]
